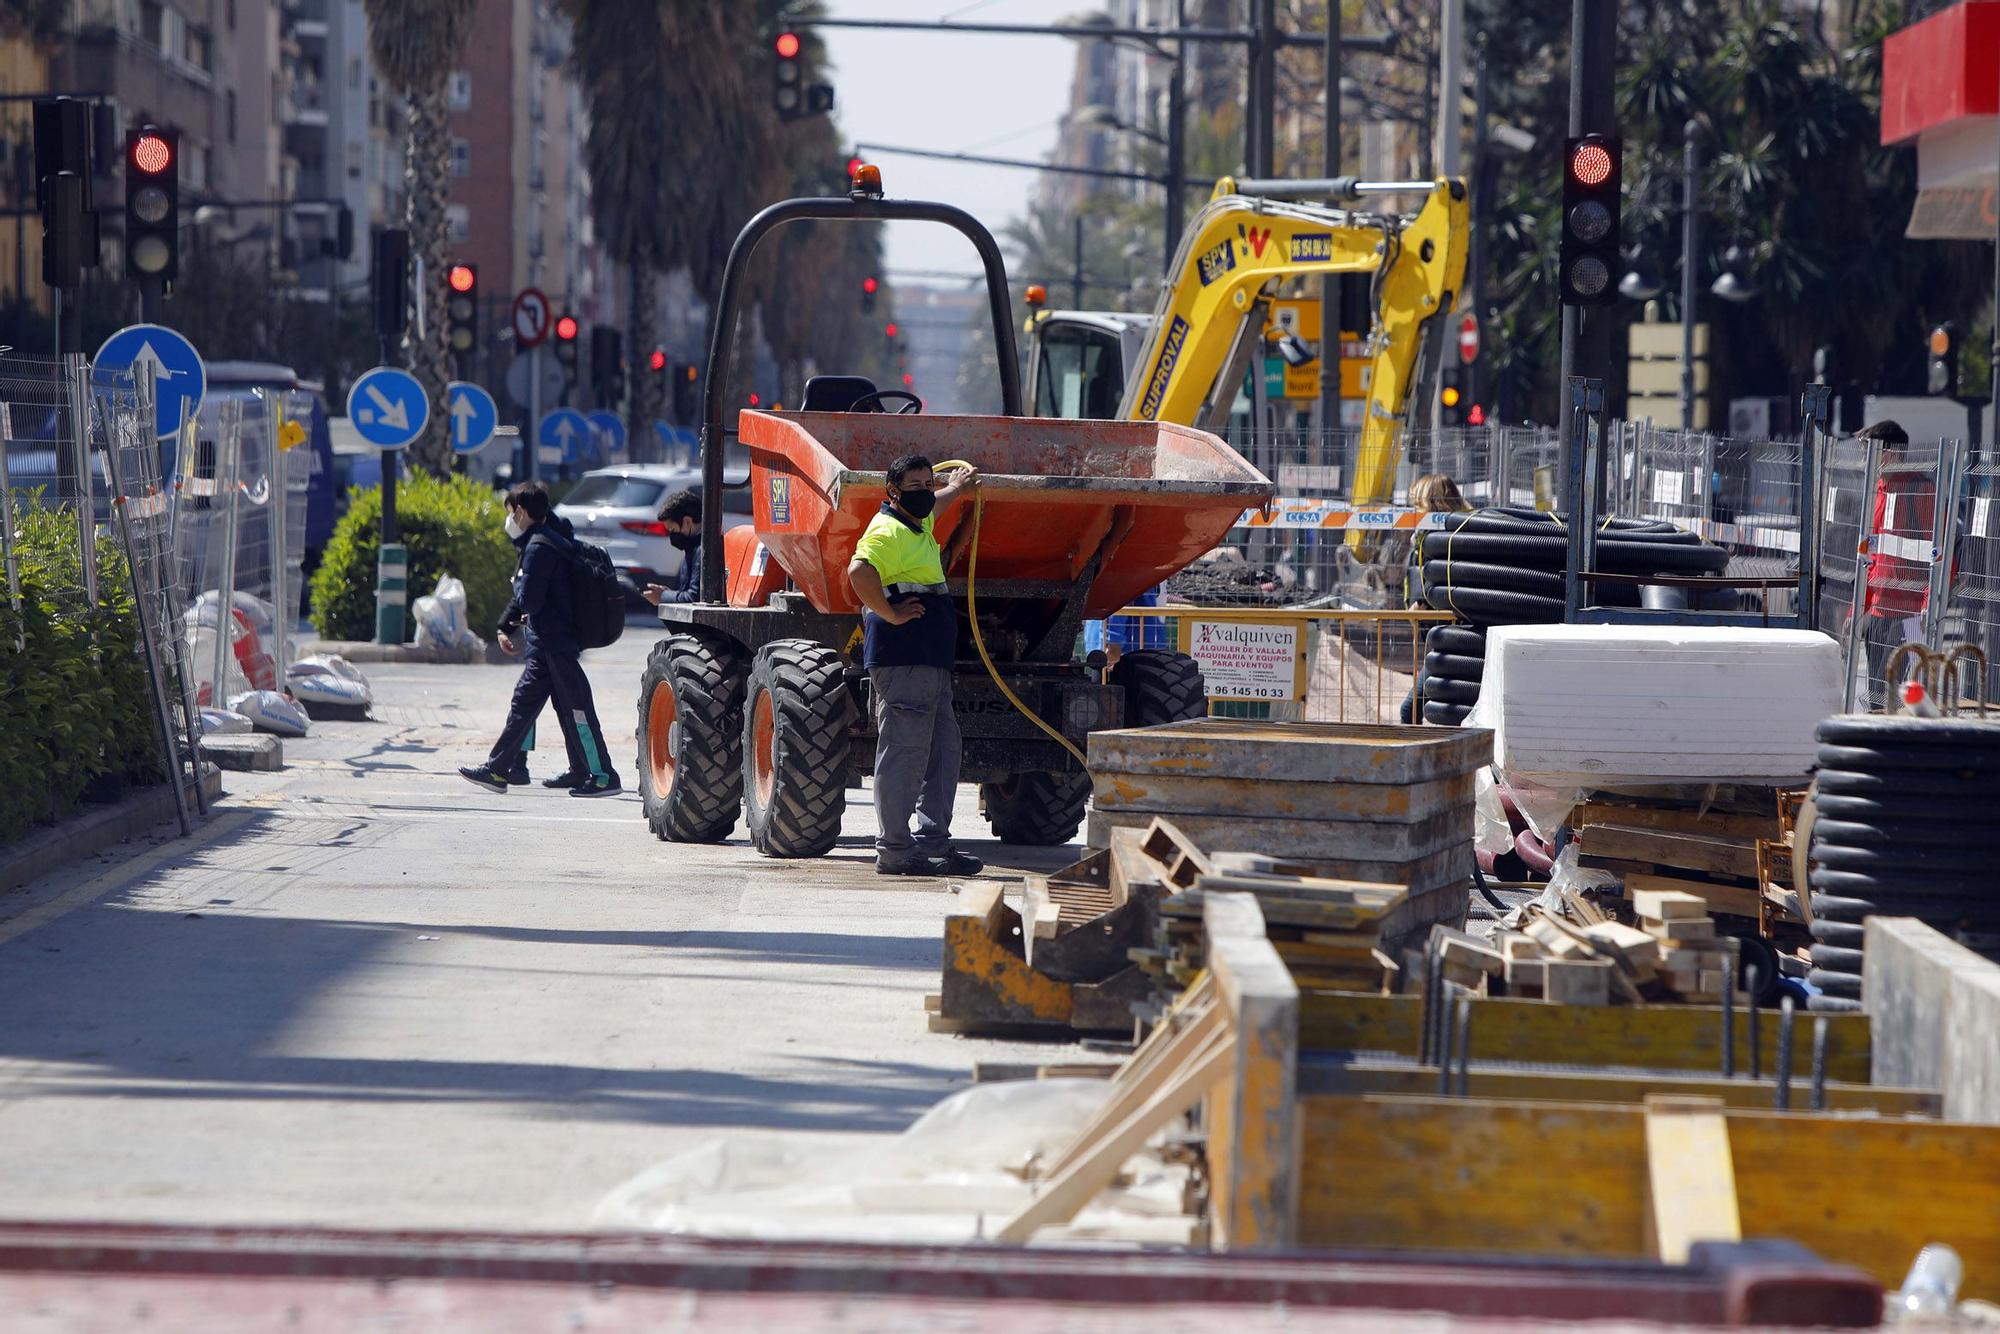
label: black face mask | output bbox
[897,488,936,520]
[668,530,698,551]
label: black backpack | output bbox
[534,532,626,650]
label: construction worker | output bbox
[460,482,622,798]
[846,454,983,876]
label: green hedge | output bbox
[0,498,162,843]
[310,473,516,643]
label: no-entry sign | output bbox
[1458,313,1481,365]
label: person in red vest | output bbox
[1857,420,1935,707]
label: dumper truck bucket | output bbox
[737,410,1273,620]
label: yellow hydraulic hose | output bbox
[933,461,1091,769]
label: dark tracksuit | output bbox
[483,515,614,783]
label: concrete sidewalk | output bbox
[0,630,1081,1229]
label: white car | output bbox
[556,462,753,601]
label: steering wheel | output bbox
[849,389,924,415]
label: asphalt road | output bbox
[0,627,1082,1229]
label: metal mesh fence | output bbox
[1942,459,2000,709]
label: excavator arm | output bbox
[1117,177,1469,504]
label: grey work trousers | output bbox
[870,664,962,866]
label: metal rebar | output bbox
[1435,982,1457,1095]
[1721,940,1737,1078]
[1746,962,1762,1080]
[1775,996,1795,1109]
[1454,994,1473,1096]
[1810,1016,1830,1111]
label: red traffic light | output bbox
[1568,140,1613,187]
[447,263,475,293]
[775,31,801,59]
[554,315,578,341]
[748,392,761,407]
[1466,403,1486,426]
[847,156,864,181]
[130,132,172,175]
[648,348,667,373]
[884,322,898,338]
[901,373,914,388]
[862,276,878,295]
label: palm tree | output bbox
[564,1,783,449]
[363,0,476,476]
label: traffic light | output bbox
[445,263,477,359]
[1927,324,1958,397]
[325,203,354,261]
[372,227,409,342]
[553,313,579,384]
[32,97,101,291]
[674,363,697,423]
[648,347,668,374]
[772,29,833,122]
[124,124,180,285]
[1439,367,1464,427]
[861,275,878,313]
[884,321,898,338]
[591,325,623,409]
[1559,134,1621,307]
[773,31,804,121]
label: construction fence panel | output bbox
[1938,457,2000,709]
[1098,607,1450,725]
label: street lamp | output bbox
[1710,245,1759,303]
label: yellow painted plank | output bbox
[1297,1095,2000,1300]
[1644,1097,1741,1263]
[1297,992,1873,1083]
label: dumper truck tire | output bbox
[982,771,1090,845]
[1110,650,1206,727]
[639,633,745,843]
[743,639,856,858]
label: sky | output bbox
[819,0,1087,283]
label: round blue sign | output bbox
[540,408,593,467]
[587,410,627,455]
[347,366,431,450]
[446,381,499,454]
[93,324,206,441]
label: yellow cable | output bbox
[934,461,1091,769]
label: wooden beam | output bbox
[1643,1096,1741,1264]
[1581,827,1760,882]
[1297,1094,2000,1299]
[1575,801,1778,843]
[1205,893,1300,1252]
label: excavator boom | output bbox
[1116,178,1469,504]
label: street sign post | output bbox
[512,287,551,349]
[347,365,429,645]
[446,381,499,454]
[346,366,430,450]
[93,324,205,441]
[587,409,626,456]
[540,407,591,471]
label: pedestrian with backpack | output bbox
[460,482,623,798]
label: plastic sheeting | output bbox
[596,1079,1192,1246]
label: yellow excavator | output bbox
[1026,176,1469,505]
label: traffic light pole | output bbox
[1679,121,1701,435]
[1557,0,1616,506]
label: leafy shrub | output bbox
[0,497,162,843]
[309,472,516,643]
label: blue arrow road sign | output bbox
[446,381,499,454]
[541,407,592,467]
[93,324,206,441]
[587,410,627,455]
[347,366,430,450]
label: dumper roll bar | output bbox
[698,193,1024,602]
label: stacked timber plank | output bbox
[1573,791,1795,926]
[1087,719,1491,946]
[1635,887,1731,1003]
[1155,850,1405,993]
